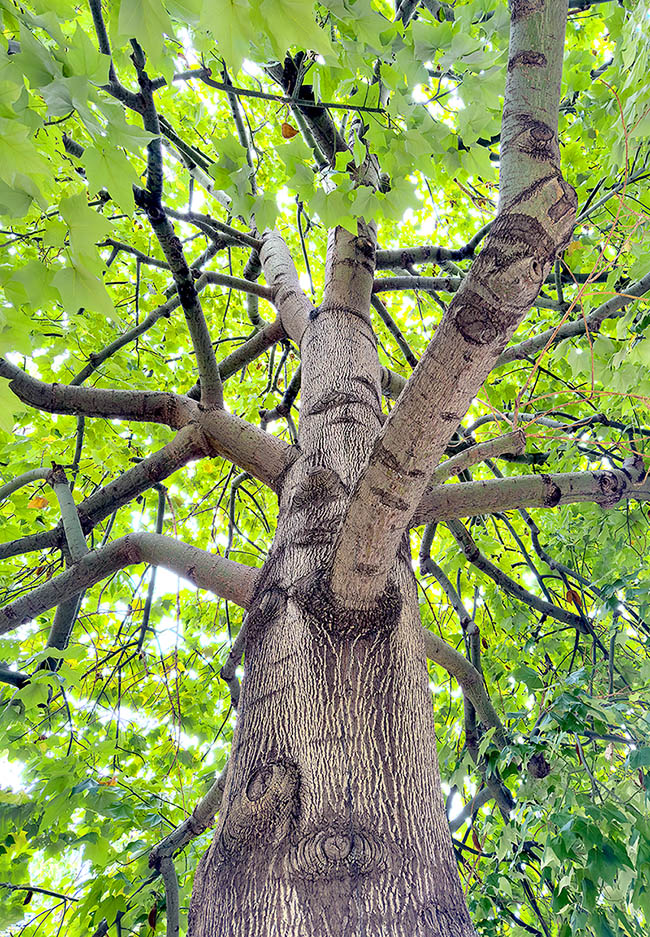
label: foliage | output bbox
[0,0,649,935]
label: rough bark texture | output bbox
[189,472,473,937]
[330,0,577,608]
[189,218,474,935]
[186,2,574,933]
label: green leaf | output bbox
[117,0,175,73]
[53,264,117,321]
[82,146,140,215]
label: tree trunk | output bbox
[189,458,475,936]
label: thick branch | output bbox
[197,409,295,492]
[331,0,577,606]
[412,461,649,526]
[259,231,314,345]
[373,275,461,293]
[149,762,228,871]
[0,358,195,428]
[0,533,259,634]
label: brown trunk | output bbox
[188,457,475,936]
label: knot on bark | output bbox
[246,582,288,646]
[287,825,388,881]
[289,465,348,514]
[597,471,624,508]
[451,289,502,346]
[220,760,299,862]
[293,569,401,640]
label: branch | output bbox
[149,761,228,870]
[203,270,272,300]
[371,295,418,369]
[0,358,195,428]
[373,275,461,293]
[136,206,223,408]
[197,408,295,492]
[159,857,180,937]
[497,269,650,366]
[0,426,203,561]
[412,459,649,526]
[0,533,260,634]
[332,0,578,605]
[430,430,526,485]
[375,223,491,269]
[259,231,314,345]
[422,627,507,748]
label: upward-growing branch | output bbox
[331,0,578,607]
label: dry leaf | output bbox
[281,122,299,139]
[27,495,48,509]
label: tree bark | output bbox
[189,485,474,936]
[188,224,475,936]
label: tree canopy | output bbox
[0,0,649,935]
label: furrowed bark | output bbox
[299,223,382,483]
[0,533,259,634]
[189,221,474,936]
[411,462,649,526]
[331,0,577,607]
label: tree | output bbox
[0,0,649,934]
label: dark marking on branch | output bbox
[508,51,547,70]
[541,474,562,507]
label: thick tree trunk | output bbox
[189,224,475,935]
[189,521,473,937]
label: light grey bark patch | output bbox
[508,50,547,70]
